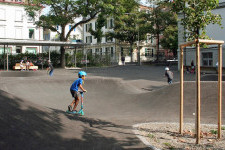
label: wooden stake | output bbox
[196,41,201,144]
[180,46,184,134]
[218,44,222,139]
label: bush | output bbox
[0,51,113,70]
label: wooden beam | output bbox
[180,46,184,135]
[198,39,224,45]
[218,44,222,139]
[179,39,224,47]
[179,40,196,47]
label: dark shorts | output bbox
[168,78,172,83]
[70,90,79,100]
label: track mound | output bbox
[0,71,44,77]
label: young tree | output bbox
[172,0,222,40]
[160,25,178,57]
[105,0,148,62]
[159,1,178,57]
[145,1,176,61]
[25,0,123,68]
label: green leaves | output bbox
[172,0,222,40]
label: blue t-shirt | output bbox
[70,78,83,91]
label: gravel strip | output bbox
[133,122,225,150]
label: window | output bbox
[105,47,110,54]
[15,10,22,22]
[27,16,34,22]
[121,47,124,56]
[26,47,36,54]
[0,26,5,38]
[85,23,92,32]
[145,48,151,56]
[100,48,102,55]
[86,36,92,44]
[95,22,97,30]
[16,46,22,53]
[29,29,34,39]
[69,25,75,31]
[109,19,114,29]
[202,52,213,66]
[15,28,22,39]
[105,19,114,29]
[0,9,5,21]
[106,36,113,43]
[95,48,99,54]
[0,47,11,55]
[111,47,114,55]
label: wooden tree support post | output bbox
[218,44,222,139]
[196,41,201,144]
[180,46,184,135]
[179,39,224,144]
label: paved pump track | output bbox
[0,66,224,150]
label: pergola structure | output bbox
[0,39,84,71]
[179,39,224,144]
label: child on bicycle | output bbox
[68,71,87,114]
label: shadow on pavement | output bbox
[0,90,149,150]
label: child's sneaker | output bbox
[68,105,72,112]
[71,110,77,114]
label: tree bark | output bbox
[60,46,65,68]
[60,25,66,68]
[129,43,133,62]
[156,32,160,61]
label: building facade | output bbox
[43,17,83,54]
[0,0,43,54]
[178,0,225,70]
[83,4,158,65]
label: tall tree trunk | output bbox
[60,25,66,68]
[130,43,133,62]
[156,33,160,61]
[60,46,65,68]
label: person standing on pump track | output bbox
[68,71,87,114]
[165,67,173,84]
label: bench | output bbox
[13,63,38,70]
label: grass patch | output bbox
[163,142,175,149]
[210,130,218,134]
[147,133,155,138]
[222,127,225,130]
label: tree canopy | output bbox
[171,0,222,40]
[25,0,125,68]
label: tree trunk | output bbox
[156,33,160,61]
[130,43,133,62]
[60,46,65,68]
[60,25,66,68]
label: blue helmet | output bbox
[78,71,87,78]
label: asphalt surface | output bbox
[0,65,224,150]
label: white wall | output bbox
[0,3,43,54]
[206,7,225,42]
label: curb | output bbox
[132,123,161,150]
